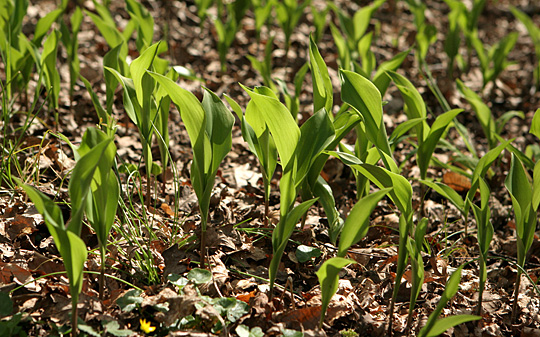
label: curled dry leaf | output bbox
[443,171,472,193]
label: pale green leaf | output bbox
[417,109,462,179]
[338,188,392,257]
[424,315,481,337]
[341,70,393,168]
[242,84,300,168]
[316,257,356,326]
[309,35,333,115]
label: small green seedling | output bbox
[149,73,234,268]
[505,153,538,322]
[443,0,465,78]
[125,0,154,51]
[468,177,493,316]
[327,0,386,64]
[470,31,518,89]
[341,70,395,172]
[77,128,119,300]
[316,257,356,327]
[418,265,481,337]
[247,35,277,92]
[403,0,437,62]
[213,0,250,71]
[17,134,115,336]
[60,6,83,99]
[310,3,330,43]
[194,0,214,26]
[86,0,133,73]
[41,29,61,123]
[252,0,275,43]
[241,84,319,291]
[105,41,169,207]
[225,92,277,227]
[387,71,462,181]
[457,79,524,150]
[275,0,309,56]
[511,7,540,90]
[327,150,414,333]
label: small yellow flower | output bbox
[140,318,156,334]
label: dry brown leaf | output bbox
[161,203,175,217]
[443,171,471,193]
[0,262,37,291]
[280,306,322,328]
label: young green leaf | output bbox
[337,188,392,257]
[420,180,465,213]
[309,35,333,116]
[269,198,319,290]
[457,80,497,148]
[187,268,212,284]
[17,181,88,335]
[328,152,413,218]
[423,315,481,337]
[530,108,540,140]
[372,48,411,96]
[418,265,480,337]
[33,8,64,45]
[316,257,356,327]
[67,137,114,235]
[242,85,300,169]
[511,7,540,88]
[386,70,428,139]
[41,29,61,112]
[417,109,462,179]
[341,70,394,170]
[295,109,335,186]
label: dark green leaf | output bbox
[296,245,322,263]
[117,289,143,312]
[102,320,134,337]
[187,268,212,284]
[0,292,13,317]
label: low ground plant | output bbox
[3,1,540,336]
[17,129,116,336]
[511,7,540,90]
[149,73,234,268]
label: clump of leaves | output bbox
[149,73,234,268]
[511,7,540,90]
[418,265,481,337]
[17,128,116,336]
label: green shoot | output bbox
[149,73,234,268]
[418,265,481,337]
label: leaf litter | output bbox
[1,0,540,336]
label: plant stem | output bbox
[511,271,522,322]
[99,248,105,300]
[264,197,269,227]
[419,182,426,219]
[200,216,207,269]
[145,171,151,208]
[387,297,395,336]
[476,256,486,316]
[71,297,78,337]
[263,175,270,227]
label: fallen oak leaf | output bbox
[278,305,322,329]
[443,171,471,193]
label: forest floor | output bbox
[1,0,540,336]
